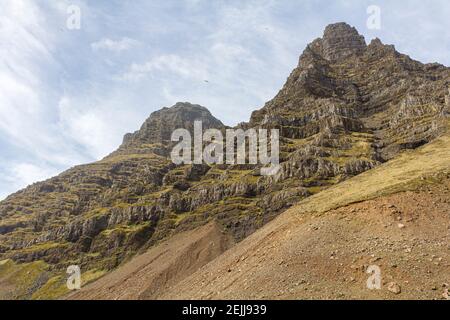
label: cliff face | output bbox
[250,22,449,161]
[118,102,226,156]
[0,22,449,299]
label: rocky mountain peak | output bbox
[320,22,367,61]
[121,102,224,148]
[299,23,367,64]
[251,22,449,160]
[0,22,449,300]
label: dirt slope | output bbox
[160,187,449,300]
[2,23,449,299]
[67,221,234,300]
[157,135,450,300]
[69,134,450,300]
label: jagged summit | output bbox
[321,22,367,61]
[251,22,449,160]
[298,22,367,63]
[323,22,362,38]
[0,22,449,300]
[120,102,224,152]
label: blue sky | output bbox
[0,0,449,200]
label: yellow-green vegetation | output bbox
[99,152,166,164]
[31,268,107,300]
[323,132,374,165]
[345,133,374,157]
[295,134,450,214]
[31,275,68,300]
[306,186,325,195]
[172,212,191,225]
[112,202,131,209]
[283,137,311,150]
[85,252,101,258]
[194,170,259,187]
[82,268,107,285]
[101,223,150,236]
[0,259,48,299]
[0,32,447,301]
[0,259,15,275]
[13,241,68,254]
[84,207,110,219]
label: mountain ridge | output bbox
[0,22,449,299]
[68,132,450,300]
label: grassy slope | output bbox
[72,131,450,300]
[297,133,450,214]
[156,132,450,300]
[0,259,48,299]
[2,131,449,299]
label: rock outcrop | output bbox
[0,22,449,299]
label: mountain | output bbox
[118,102,226,155]
[0,22,449,300]
[69,134,450,300]
[157,136,450,300]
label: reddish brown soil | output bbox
[160,182,450,300]
[69,181,450,300]
[67,221,234,300]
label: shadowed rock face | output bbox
[0,22,449,299]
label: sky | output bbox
[0,0,449,200]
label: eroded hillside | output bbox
[0,23,449,299]
[69,132,450,300]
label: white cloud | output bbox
[0,1,56,151]
[119,54,209,82]
[11,163,59,188]
[57,95,139,160]
[91,37,139,52]
[0,0,92,200]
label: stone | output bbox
[443,289,449,300]
[387,282,402,294]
